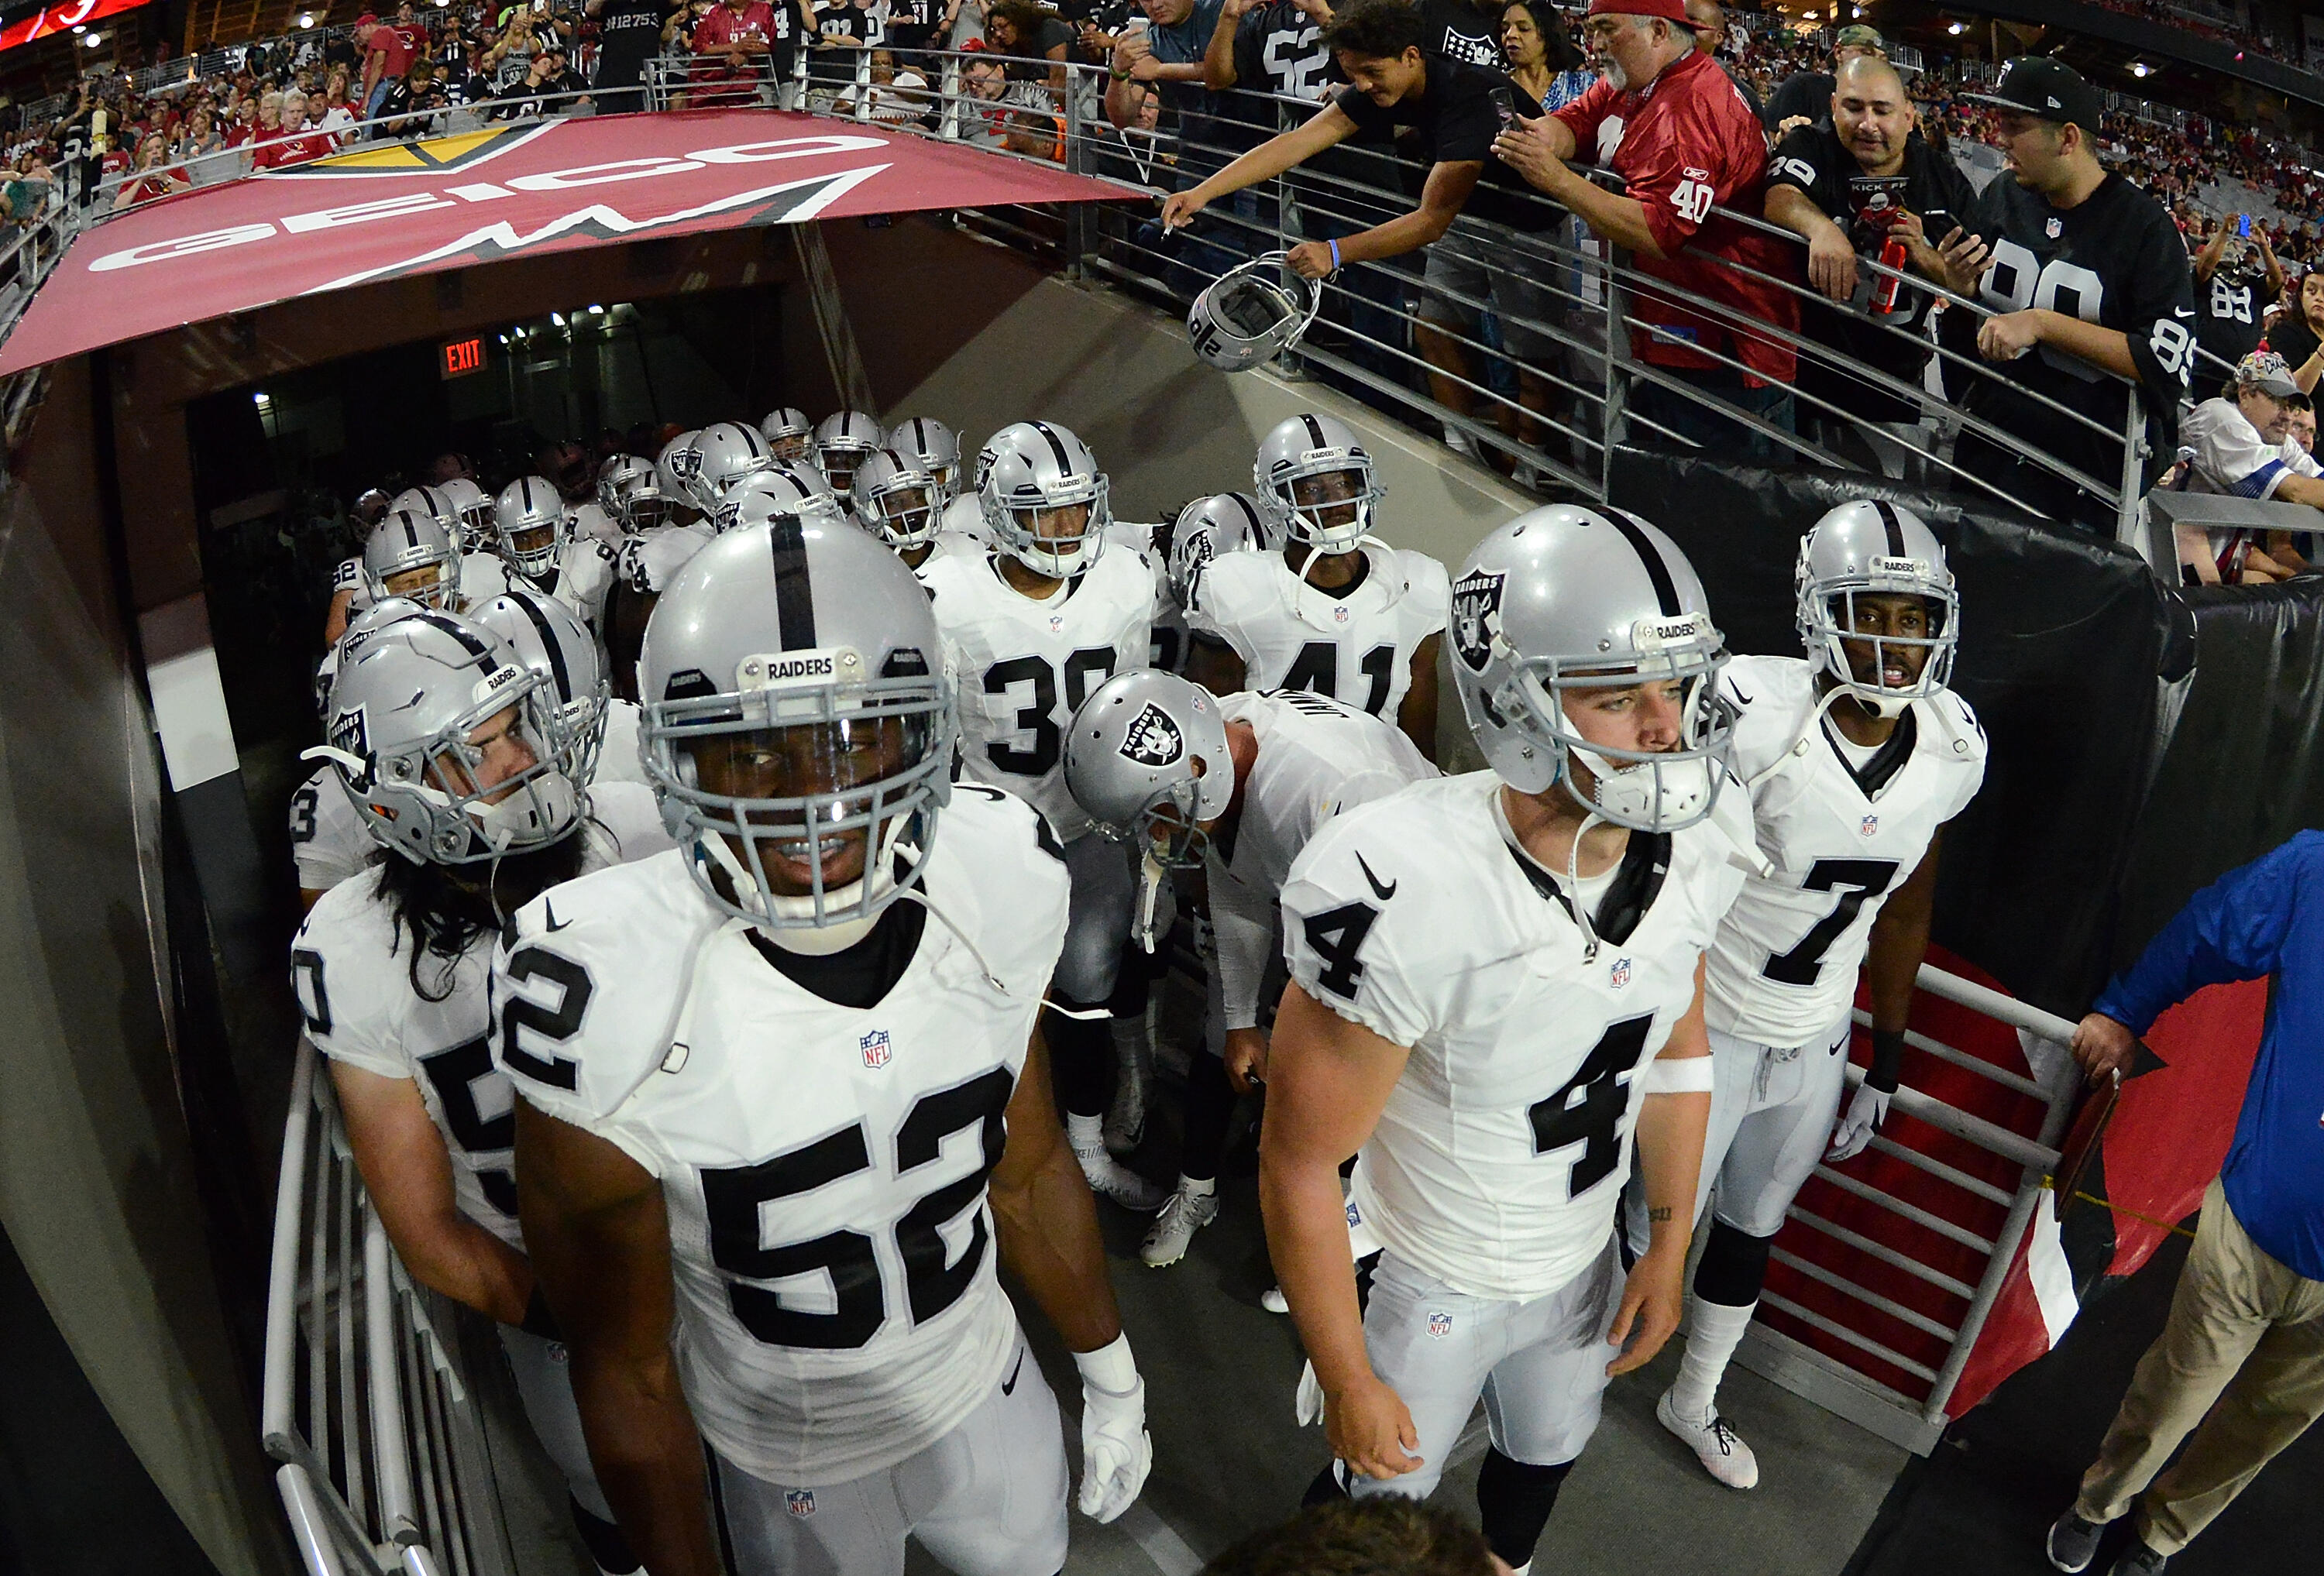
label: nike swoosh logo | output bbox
[1731,686,1755,706]
[2174,307,2195,318]
[544,898,570,933]
[1001,1351,1026,1396]
[1355,851,1397,901]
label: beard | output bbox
[1601,57,1629,91]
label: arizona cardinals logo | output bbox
[1450,568,1505,674]
[1119,702,1185,768]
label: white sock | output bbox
[1669,1296,1757,1424]
[1177,1174,1215,1199]
[1067,1113,1105,1152]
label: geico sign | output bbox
[88,134,888,273]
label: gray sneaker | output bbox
[2108,1540,2168,1576]
[1140,1185,1219,1266]
[2047,1511,2107,1574]
[1074,1144,1167,1212]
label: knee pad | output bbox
[1477,1448,1573,1568]
[1693,1221,1774,1308]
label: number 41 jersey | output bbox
[493,788,1071,1485]
[1281,772,1745,1300]
[1190,543,1449,722]
[920,548,1153,843]
[1704,654,1986,1049]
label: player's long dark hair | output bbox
[369,818,602,1001]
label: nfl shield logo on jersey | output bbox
[1427,1311,1452,1338]
[2045,218,2063,239]
[1332,604,1351,624]
[1609,956,1632,989]
[786,1489,816,1519]
[1450,569,1505,673]
[1119,702,1185,767]
[1048,613,1065,633]
[1861,814,1879,838]
[860,1029,892,1069]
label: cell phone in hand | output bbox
[2239,214,2253,238]
[1489,84,1515,131]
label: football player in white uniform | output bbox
[919,421,1164,1210]
[292,607,670,1576]
[1264,507,1743,1574]
[758,405,816,464]
[321,488,396,644]
[497,521,1152,1576]
[396,482,508,603]
[857,446,978,575]
[604,454,715,703]
[493,475,617,634]
[885,415,964,502]
[294,596,429,908]
[469,587,649,788]
[813,409,885,513]
[1064,672,1435,1267]
[1189,414,1450,762]
[1638,500,1987,1491]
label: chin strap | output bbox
[1133,849,1166,954]
[1289,534,1394,630]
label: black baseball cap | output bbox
[1967,57,2102,133]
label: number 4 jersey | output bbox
[1704,654,1986,1049]
[1281,771,1746,1300]
[920,546,1153,843]
[492,788,1071,1485]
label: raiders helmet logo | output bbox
[1185,532,1216,572]
[667,445,703,481]
[1119,702,1185,768]
[328,706,371,778]
[1450,568,1506,674]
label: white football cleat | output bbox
[1140,1185,1219,1266]
[1657,1389,1759,1489]
[1074,1144,1167,1212]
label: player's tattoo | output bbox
[1648,1207,1674,1224]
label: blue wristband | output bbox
[1328,238,1341,271]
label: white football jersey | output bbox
[1282,772,1745,1300]
[521,537,617,633]
[334,555,372,613]
[617,522,716,595]
[597,698,649,786]
[290,782,671,1250]
[902,530,983,583]
[290,764,376,894]
[939,493,992,544]
[920,548,1153,841]
[1189,544,1450,720]
[460,551,511,605]
[1704,654,1987,1048]
[1106,520,1188,674]
[493,788,1071,1482]
[570,500,622,547]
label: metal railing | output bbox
[1734,961,2085,1453]
[263,1039,512,1576]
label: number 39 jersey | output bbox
[920,548,1153,843]
[1704,654,1986,1049]
[289,782,670,1249]
[1281,772,1745,1300]
[1189,544,1449,721]
[492,788,1071,1485]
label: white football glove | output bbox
[1074,1337,1152,1523]
[1295,1358,1324,1427]
[1827,1083,1892,1162]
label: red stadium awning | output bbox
[0,109,1134,376]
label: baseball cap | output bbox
[1967,56,2102,134]
[1587,0,1692,24]
[1833,24,1883,50]
[2236,350,2302,400]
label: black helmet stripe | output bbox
[1029,421,1075,472]
[506,590,573,703]
[1300,413,1327,450]
[769,517,817,650]
[1230,493,1263,530]
[1873,499,1908,558]
[403,515,420,549]
[411,609,495,661]
[1607,510,1682,617]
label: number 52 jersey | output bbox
[492,788,1070,1485]
[1281,771,1746,1300]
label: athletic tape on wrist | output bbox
[1642,1055,1714,1094]
[1074,1331,1139,1394]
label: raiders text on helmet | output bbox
[468,587,614,785]
[813,410,885,500]
[1253,413,1384,555]
[978,420,1113,579]
[493,476,572,579]
[854,447,945,549]
[1795,499,1959,719]
[716,462,849,534]
[362,508,463,609]
[758,406,815,461]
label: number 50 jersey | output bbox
[1704,654,1986,1049]
[493,788,1071,1485]
[1281,772,1745,1300]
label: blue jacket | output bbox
[2094,831,2324,1281]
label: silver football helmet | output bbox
[884,417,963,501]
[362,509,462,608]
[468,586,612,785]
[1188,252,1325,372]
[313,595,425,721]
[813,410,885,500]
[597,454,648,515]
[759,406,816,462]
[655,430,705,517]
[1450,506,1731,833]
[686,421,775,511]
[978,420,1112,578]
[309,609,583,866]
[493,476,571,579]
[438,477,497,553]
[614,460,679,533]
[714,462,849,534]
[854,447,944,549]
[1168,492,1270,609]
[1253,413,1384,555]
[638,519,955,932]
[1064,670,1235,868]
[1796,500,1959,719]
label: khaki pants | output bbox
[2075,1176,2324,1554]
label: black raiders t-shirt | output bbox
[2194,264,2267,380]
[1415,0,1503,68]
[1767,121,1977,415]
[1232,0,1398,228]
[1332,51,1550,233]
[594,0,672,91]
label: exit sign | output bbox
[440,337,486,379]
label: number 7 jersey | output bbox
[1703,654,1986,1048]
[1281,771,1746,1300]
[492,788,1071,1485]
